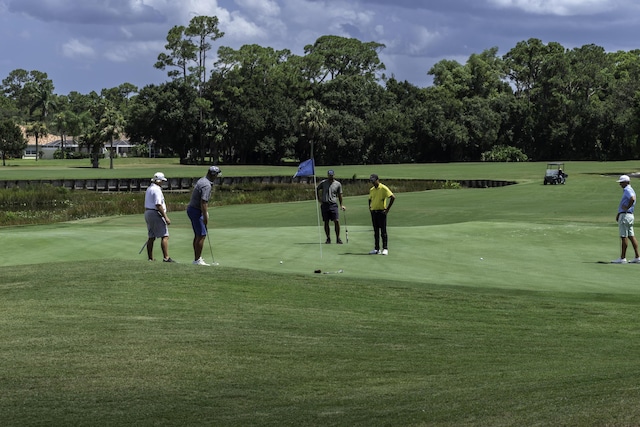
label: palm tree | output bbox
[51,111,72,159]
[80,128,102,168]
[69,111,97,167]
[25,121,48,161]
[99,105,125,169]
[298,99,328,161]
[27,80,56,120]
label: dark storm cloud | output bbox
[362,0,640,59]
[7,0,166,25]
[2,0,640,94]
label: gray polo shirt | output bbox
[188,177,212,210]
[317,179,342,204]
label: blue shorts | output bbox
[187,206,207,236]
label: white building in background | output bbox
[23,139,135,160]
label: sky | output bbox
[1,0,639,96]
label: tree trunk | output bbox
[110,138,114,169]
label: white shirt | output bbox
[145,183,166,212]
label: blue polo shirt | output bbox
[619,185,636,214]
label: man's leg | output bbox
[324,221,331,242]
[194,235,206,260]
[146,237,155,260]
[334,221,341,242]
[621,236,628,259]
[630,235,640,258]
[160,236,170,259]
[380,214,388,249]
[372,212,380,250]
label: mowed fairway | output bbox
[2,162,640,426]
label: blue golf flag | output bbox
[293,158,315,177]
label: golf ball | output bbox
[480,257,484,260]
[280,261,283,264]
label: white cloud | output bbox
[235,0,280,18]
[223,11,268,42]
[144,0,221,24]
[407,26,441,55]
[61,38,95,59]
[488,0,619,16]
[104,40,165,62]
[7,0,166,24]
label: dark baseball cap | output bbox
[369,174,379,182]
[327,170,335,176]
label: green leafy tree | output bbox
[0,93,19,120]
[185,16,224,95]
[424,60,470,161]
[154,16,225,163]
[126,82,199,161]
[303,35,388,164]
[101,83,138,111]
[384,78,429,162]
[303,35,386,82]
[155,25,197,83]
[213,44,302,164]
[1,69,56,121]
[0,119,26,166]
[424,49,513,161]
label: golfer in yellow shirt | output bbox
[368,174,395,255]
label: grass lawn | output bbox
[2,160,640,426]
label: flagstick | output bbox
[311,140,323,259]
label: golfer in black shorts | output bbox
[316,170,346,244]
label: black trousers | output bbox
[370,210,388,250]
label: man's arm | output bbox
[155,203,170,225]
[385,194,395,213]
[316,180,325,199]
[200,199,209,226]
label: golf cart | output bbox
[544,162,567,185]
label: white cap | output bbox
[617,175,630,183]
[152,172,167,182]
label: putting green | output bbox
[0,209,629,294]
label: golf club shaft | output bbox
[343,209,348,243]
[206,227,215,263]
[139,240,148,254]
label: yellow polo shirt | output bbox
[369,183,393,210]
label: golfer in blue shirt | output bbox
[613,175,640,263]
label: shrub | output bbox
[481,145,529,162]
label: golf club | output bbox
[323,269,344,274]
[138,240,148,254]
[205,227,219,266]
[342,208,348,243]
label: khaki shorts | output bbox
[618,213,635,238]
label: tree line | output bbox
[2,15,640,167]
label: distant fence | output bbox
[0,176,516,191]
